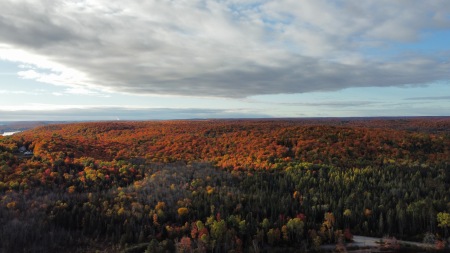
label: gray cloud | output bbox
[1,0,450,98]
[277,101,377,107]
[405,95,450,100]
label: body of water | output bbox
[1,131,21,136]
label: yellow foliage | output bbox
[6,201,16,209]
[282,225,288,241]
[155,201,166,210]
[206,186,214,194]
[437,212,450,228]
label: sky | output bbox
[0,0,449,121]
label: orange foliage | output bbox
[9,119,449,172]
[178,207,189,217]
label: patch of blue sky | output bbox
[261,13,294,27]
[360,29,450,61]
[226,1,264,12]
[248,81,450,116]
[336,82,450,101]
[0,61,46,91]
[0,61,19,73]
[227,1,294,28]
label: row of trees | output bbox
[1,161,449,252]
[0,119,449,252]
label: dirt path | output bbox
[352,235,435,249]
[321,235,436,252]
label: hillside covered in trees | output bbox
[0,118,449,252]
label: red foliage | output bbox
[343,228,353,241]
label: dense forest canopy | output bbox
[0,118,449,252]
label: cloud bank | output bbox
[1,0,450,98]
[0,106,269,121]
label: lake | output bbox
[1,131,21,136]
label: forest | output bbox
[0,118,449,252]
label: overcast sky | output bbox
[1,0,449,121]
